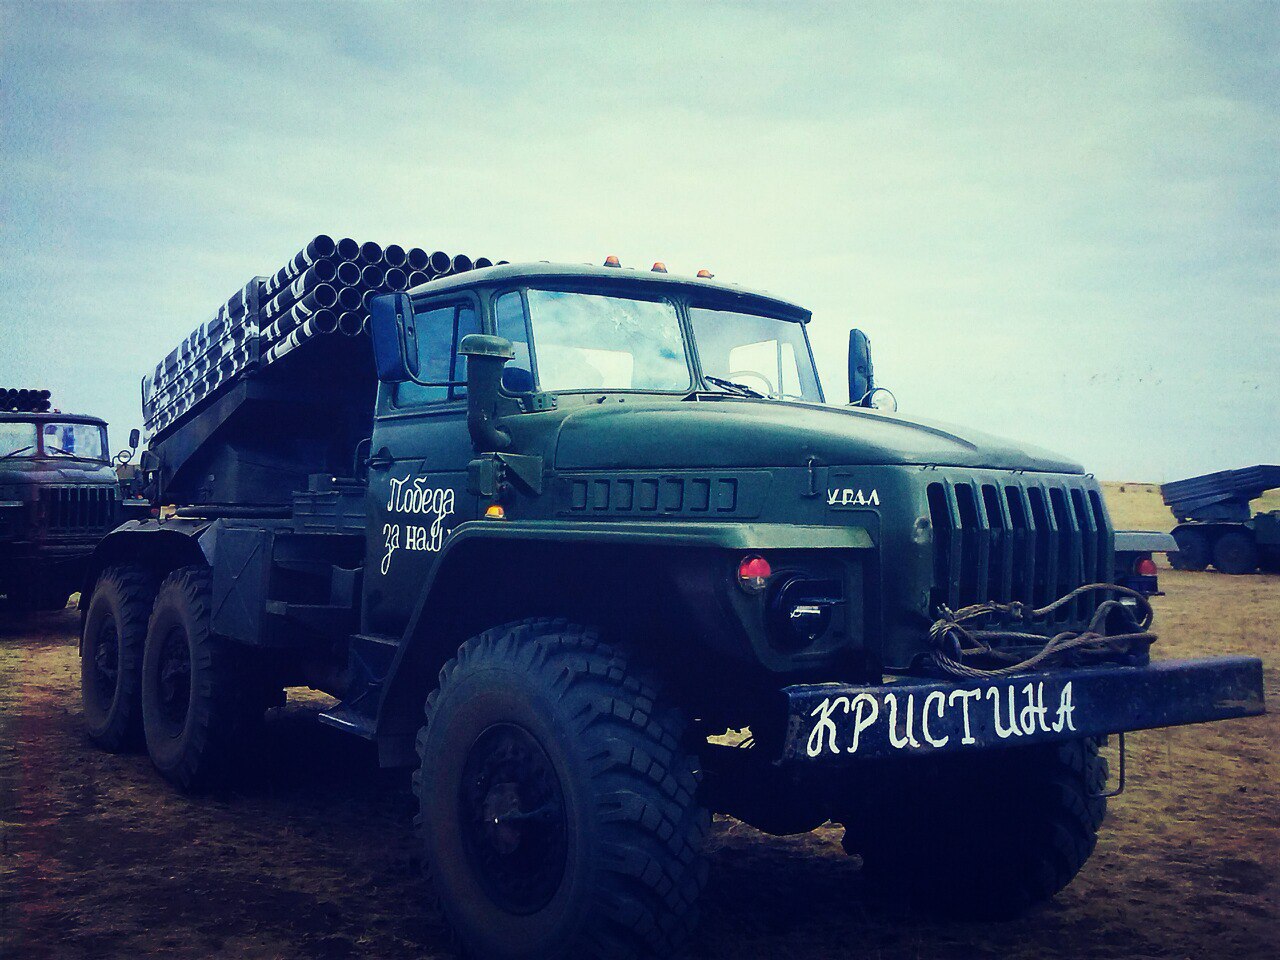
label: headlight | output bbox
[766,575,844,649]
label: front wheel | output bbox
[414,619,709,960]
[842,739,1107,918]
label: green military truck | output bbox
[1163,466,1280,574]
[80,254,1265,959]
[0,390,138,612]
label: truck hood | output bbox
[553,398,1083,474]
[0,461,119,487]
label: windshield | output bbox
[0,422,38,459]
[497,289,691,392]
[40,422,107,461]
[689,307,823,402]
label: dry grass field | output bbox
[1101,479,1280,531]
[1,485,1277,960]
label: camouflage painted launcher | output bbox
[140,235,506,438]
[1,388,53,413]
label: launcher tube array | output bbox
[141,235,503,437]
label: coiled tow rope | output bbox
[928,583,1157,680]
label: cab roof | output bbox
[0,411,106,426]
[407,261,812,323]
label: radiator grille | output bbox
[40,486,117,536]
[926,478,1112,623]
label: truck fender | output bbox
[372,519,873,758]
[80,518,213,608]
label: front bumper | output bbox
[782,656,1265,761]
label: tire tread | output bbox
[414,617,709,959]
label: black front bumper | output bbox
[782,656,1265,761]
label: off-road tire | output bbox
[81,565,157,751]
[141,566,254,791]
[413,619,709,960]
[842,739,1107,918]
[1169,528,1209,571]
[1211,530,1258,575]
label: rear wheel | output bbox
[141,566,256,790]
[842,739,1107,918]
[1212,530,1258,575]
[1170,528,1209,571]
[414,619,709,960]
[81,565,157,751]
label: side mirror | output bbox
[848,328,874,405]
[128,428,140,450]
[368,292,418,382]
[459,334,515,452]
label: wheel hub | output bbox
[459,722,568,915]
[92,617,119,706]
[156,626,191,731]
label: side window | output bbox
[495,292,534,393]
[725,339,805,400]
[396,302,477,406]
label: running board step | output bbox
[317,706,377,739]
[264,600,356,636]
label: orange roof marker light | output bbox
[696,269,714,278]
[603,255,621,268]
[484,504,507,520]
[651,261,668,273]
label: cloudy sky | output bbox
[1,1,1276,481]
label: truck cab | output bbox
[1,409,121,610]
[81,257,1265,959]
[361,263,1118,684]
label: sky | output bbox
[0,1,1276,482]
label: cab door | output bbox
[363,296,481,635]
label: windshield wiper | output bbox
[703,375,766,399]
[45,444,100,462]
[0,446,33,463]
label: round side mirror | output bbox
[866,387,898,413]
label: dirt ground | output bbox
[2,491,1277,959]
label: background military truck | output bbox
[1163,465,1280,574]
[0,388,141,612]
[80,237,1265,960]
